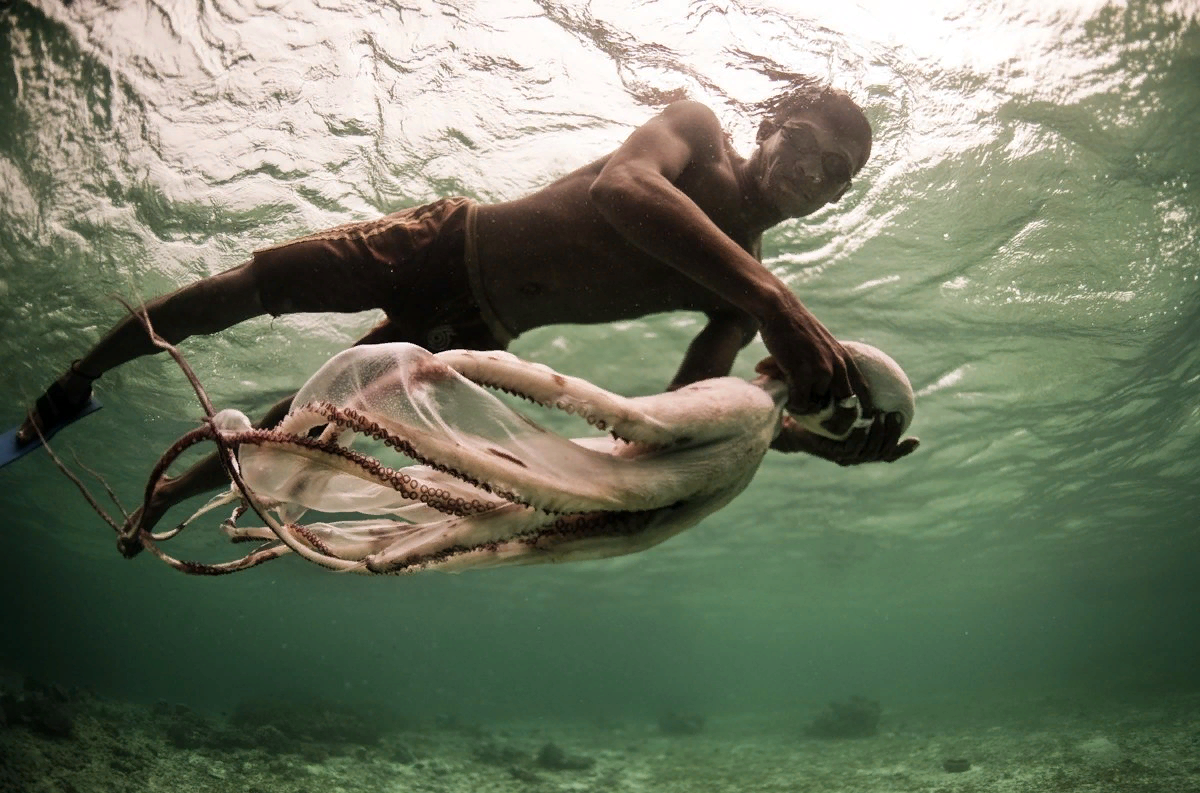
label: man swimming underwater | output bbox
[16,82,919,538]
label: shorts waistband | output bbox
[463,202,517,346]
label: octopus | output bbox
[49,312,913,577]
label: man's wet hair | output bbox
[754,80,873,171]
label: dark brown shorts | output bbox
[251,197,504,351]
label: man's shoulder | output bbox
[658,99,723,129]
[653,100,730,158]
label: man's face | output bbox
[759,109,870,217]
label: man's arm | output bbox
[587,102,779,315]
[586,100,869,434]
[667,311,759,391]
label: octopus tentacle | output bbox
[436,349,678,447]
[138,533,290,576]
[368,507,668,575]
[280,400,666,516]
[280,403,535,511]
[229,425,512,516]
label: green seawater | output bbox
[1,0,1197,745]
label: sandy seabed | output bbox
[1,687,1198,793]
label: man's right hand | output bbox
[757,311,876,436]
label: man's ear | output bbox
[755,118,777,144]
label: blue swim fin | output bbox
[0,397,103,469]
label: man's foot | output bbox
[17,373,95,447]
[117,479,179,558]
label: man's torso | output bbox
[474,147,760,334]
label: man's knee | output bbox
[158,261,265,334]
[257,395,295,429]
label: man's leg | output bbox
[27,198,478,545]
[18,261,265,445]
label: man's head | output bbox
[753,83,873,216]
[756,84,872,164]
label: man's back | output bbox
[474,101,761,334]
